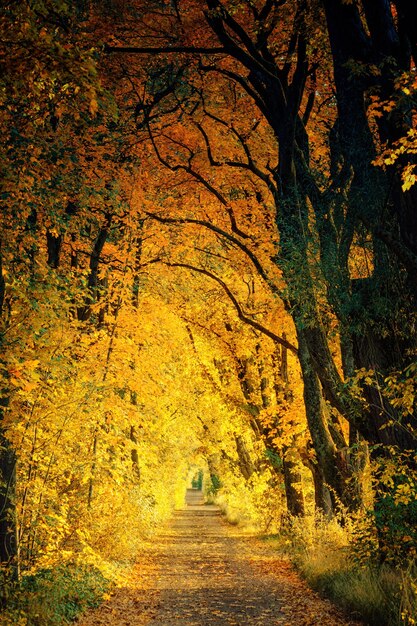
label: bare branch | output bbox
[147,125,256,238]
[198,62,270,121]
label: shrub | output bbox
[4,563,112,626]
[280,512,417,626]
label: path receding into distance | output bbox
[78,490,361,626]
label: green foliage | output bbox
[207,473,222,496]
[4,563,112,626]
[191,469,204,490]
[371,448,417,566]
[264,448,282,469]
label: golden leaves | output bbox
[371,71,417,191]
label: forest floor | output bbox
[77,490,362,626]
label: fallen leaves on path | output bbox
[77,503,362,626]
[246,549,353,626]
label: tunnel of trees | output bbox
[1,0,417,621]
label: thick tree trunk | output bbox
[352,325,417,450]
[282,456,305,518]
[301,452,333,518]
[296,328,355,512]
[276,133,357,510]
[271,345,305,517]
[251,349,305,516]
[323,0,417,449]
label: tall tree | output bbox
[104,0,417,502]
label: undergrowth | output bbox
[1,563,113,626]
[274,512,417,626]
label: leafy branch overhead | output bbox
[1,2,417,623]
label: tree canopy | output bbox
[1,0,417,620]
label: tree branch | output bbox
[145,211,282,296]
[104,44,227,55]
[165,261,298,354]
[195,117,276,192]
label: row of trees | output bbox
[1,0,417,608]
[105,0,417,547]
[0,2,307,603]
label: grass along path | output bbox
[77,491,362,626]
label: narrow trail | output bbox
[78,490,361,626]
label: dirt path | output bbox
[78,490,360,626]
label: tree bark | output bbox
[46,231,63,269]
[234,434,255,480]
[282,456,305,518]
[77,212,112,321]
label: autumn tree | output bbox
[101,1,351,513]
[3,3,417,614]
[0,0,102,579]
[0,0,150,594]
[103,0,417,520]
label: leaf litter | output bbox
[77,501,362,626]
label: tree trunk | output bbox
[234,434,255,481]
[296,328,355,512]
[0,431,16,567]
[303,454,333,518]
[77,212,112,322]
[282,456,305,518]
[271,344,305,517]
[130,424,141,480]
[255,346,305,517]
[323,0,417,449]
[46,231,63,269]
